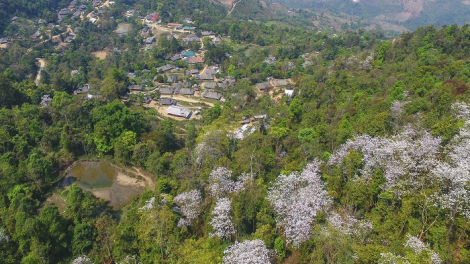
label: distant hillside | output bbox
[266,0,470,30]
[0,0,70,35]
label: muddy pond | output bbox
[63,162,147,209]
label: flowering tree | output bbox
[139,196,155,211]
[207,167,247,197]
[174,189,203,228]
[451,101,470,120]
[117,255,142,264]
[379,234,441,264]
[267,160,332,248]
[404,234,441,264]
[209,197,235,239]
[327,212,372,238]
[223,239,271,264]
[328,126,441,195]
[194,130,228,166]
[0,228,8,243]
[431,119,470,217]
[71,255,93,264]
[390,100,410,132]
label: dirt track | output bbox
[35,58,46,86]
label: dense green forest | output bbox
[1,0,470,263]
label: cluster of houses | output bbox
[203,76,236,90]
[166,50,204,65]
[145,13,160,23]
[158,82,195,96]
[255,77,294,97]
[58,1,87,22]
[256,78,290,91]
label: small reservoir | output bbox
[64,162,146,209]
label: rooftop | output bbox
[167,105,192,118]
[202,91,222,100]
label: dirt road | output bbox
[35,58,46,86]
[131,167,156,188]
[227,0,241,16]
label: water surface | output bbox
[64,161,145,209]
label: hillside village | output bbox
[3,0,470,263]
[2,0,294,123]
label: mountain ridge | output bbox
[266,0,470,30]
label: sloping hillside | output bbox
[267,0,470,30]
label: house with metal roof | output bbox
[156,64,173,72]
[145,37,155,45]
[159,87,175,95]
[256,82,273,91]
[202,91,222,100]
[204,82,217,89]
[198,73,214,80]
[160,98,177,105]
[201,31,215,36]
[272,79,289,87]
[179,88,195,96]
[129,85,143,91]
[167,105,192,119]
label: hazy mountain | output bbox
[266,0,470,30]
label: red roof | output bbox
[168,23,183,27]
[189,57,204,63]
[151,14,159,21]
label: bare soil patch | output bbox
[116,23,133,35]
[42,192,67,215]
[91,50,108,59]
[145,101,202,120]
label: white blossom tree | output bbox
[174,189,203,228]
[117,255,142,264]
[139,196,155,211]
[0,227,9,243]
[209,197,235,239]
[223,239,272,264]
[379,234,441,264]
[451,101,470,120]
[327,212,373,238]
[432,118,470,208]
[328,126,441,195]
[71,255,93,264]
[429,119,470,253]
[207,167,247,197]
[390,100,410,132]
[194,130,228,166]
[267,160,332,248]
[379,252,410,264]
